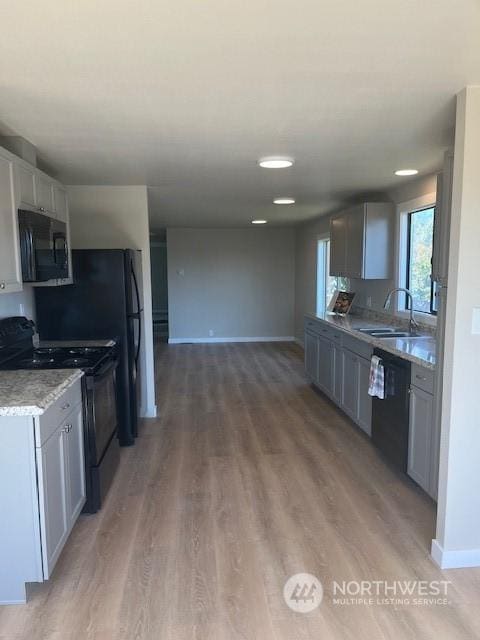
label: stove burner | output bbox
[61,357,91,367]
[35,347,63,355]
[68,347,103,355]
[19,357,56,366]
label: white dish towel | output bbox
[368,355,385,399]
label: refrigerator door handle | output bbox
[130,260,142,365]
[135,314,142,366]
[131,260,143,314]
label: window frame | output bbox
[405,206,437,316]
[316,235,349,315]
[395,192,437,326]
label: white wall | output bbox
[67,185,156,418]
[294,175,438,340]
[433,87,480,568]
[167,227,295,342]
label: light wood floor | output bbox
[1,342,480,640]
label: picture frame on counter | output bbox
[328,290,356,315]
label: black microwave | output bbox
[18,210,69,282]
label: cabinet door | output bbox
[35,175,54,214]
[342,349,359,421]
[0,152,22,293]
[332,344,343,405]
[345,206,364,279]
[318,336,334,396]
[53,186,68,223]
[330,215,347,276]
[304,331,319,383]
[18,164,36,208]
[65,404,86,527]
[357,356,372,436]
[37,428,69,579]
[408,385,434,492]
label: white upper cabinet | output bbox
[35,174,55,215]
[0,149,23,293]
[53,186,68,222]
[18,164,36,209]
[0,142,73,290]
[330,202,394,279]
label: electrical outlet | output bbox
[208,329,214,337]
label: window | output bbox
[316,238,349,315]
[405,206,436,315]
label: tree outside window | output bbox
[406,207,436,315]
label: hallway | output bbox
[1,342,479,639]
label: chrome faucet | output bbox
[383,288,419,335]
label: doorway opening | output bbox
[150,230,169,342]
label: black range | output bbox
[0,317,120,513]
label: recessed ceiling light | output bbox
[273,198,295,205]
[394,169,418,176]
[258,157,294,169]
[252,219,267,224]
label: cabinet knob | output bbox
[0,282,5,290]
[38,206,46,212]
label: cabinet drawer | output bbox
[35,379,82,447]
[304,317,322,334]
[411,364,435,395]
[343,334,373,360]
[330,329,343,345]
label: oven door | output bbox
[88,359,119,465]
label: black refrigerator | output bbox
[35,249,143,446]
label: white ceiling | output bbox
[1,1,480,230]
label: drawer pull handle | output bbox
[61,402,71,410]
[415,375,427,381]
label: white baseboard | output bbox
[431,539,480,568]
[140,404,157,418]
[168,336,296,344]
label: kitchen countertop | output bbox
[38,339,116,348]
[0,369,84,417]
[306,312,436,370]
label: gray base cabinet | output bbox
[304,330,319,383]
[304,317,372,436]
[318,336,334,396]
[408,386,434,492]
[407,364,438,499]
[357,356,373,436]
[0,378,85,603]
[341,349,372,436]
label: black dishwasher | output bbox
[371,348,411,472]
